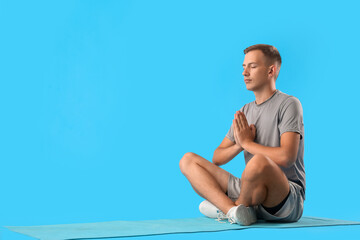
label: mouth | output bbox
[244,79,252,83]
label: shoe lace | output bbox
[215,210,227,223]
[215,210,236,224]
[227,217,237,224]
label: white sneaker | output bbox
[226,204,257,226]
[199,200,227,222]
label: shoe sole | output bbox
[235,205,257,226]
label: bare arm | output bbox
[212,137,244,166]
[235,110,300,168]
[242,131,300,168]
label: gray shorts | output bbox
[226,173,304,222]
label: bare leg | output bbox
[234,154,290,208]
[179,152,236,214]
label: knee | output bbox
[242,154,273,182]
[179,152,197,174]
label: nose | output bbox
[242,67,249,77]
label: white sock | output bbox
[226,206,238,217]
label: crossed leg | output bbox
[179,152,236,214]
[235,154,290,208]
[179,152,290,214]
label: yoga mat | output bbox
[5,216,360,240]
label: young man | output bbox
[179,44,305,226]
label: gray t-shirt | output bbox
[226,89,306,199]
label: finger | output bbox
[233,118,239,133]
[233,119,239,141]
[240,112,249,128]
[236,112,242,130]
[233,119,236,132]
[237,112,245,129]
[250,124,256,137]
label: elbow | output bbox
[280,154,296,168]
[212,153,223,166]
[212,149,220,166]
[212,160,222,166]
[212,156,221,166]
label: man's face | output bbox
[242,50,272,91]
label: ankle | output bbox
[225,205,237,216]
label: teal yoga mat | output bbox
[5,216,360,240]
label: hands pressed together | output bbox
[233,111,256,149]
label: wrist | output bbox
[234,143,243,151]
[242,140,253,150]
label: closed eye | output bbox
[243,67,256,70]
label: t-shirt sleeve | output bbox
[225,122,235,142]
[278,96,304,140]
[225,105,245,142]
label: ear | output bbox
[268,64,276,77]
[269,64,274,73]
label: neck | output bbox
[254,85,277,105]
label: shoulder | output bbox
[277,91,303,110]
[241,101,253,114]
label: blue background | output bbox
[1,0,359,239]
